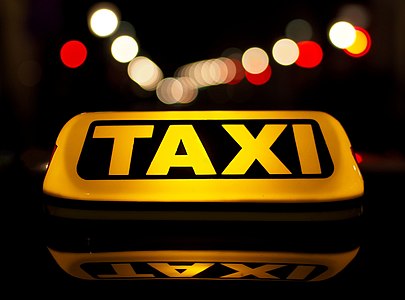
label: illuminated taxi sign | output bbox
[43,111,363,202]
[78,120,332,179]
[48,248,360,281]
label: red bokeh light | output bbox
[60,40,87,68]
[245,64,272,85]
[295,41,323,68]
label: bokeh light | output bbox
[156,77,198,105]
[111,35,139,63]
[285,19,313,41]
[127,56,163,91]
[272,38,299,66]
[60,40,87,68]
[88,2,120,37]
[241,47,269,74]
[227,58,245,85]
[175,57,241,89]
[343,26,371,57]
[295,41,323,68]
[337,4,371,29]
[245,64,272,85]
[328,21,356,49]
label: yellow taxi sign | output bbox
[43,111,364,203]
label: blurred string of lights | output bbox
[58,2,372,105]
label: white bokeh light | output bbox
[328,21,356,49]
[241,47,269,74]
[272,38,299,66]
[88,5,120,37]
[111,35,139,63]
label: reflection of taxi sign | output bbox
[48,248,360,281]
[43,111,364,203]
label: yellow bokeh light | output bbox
[345,29,368,55]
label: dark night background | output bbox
[1,0,404,297]
[1,0,405,155]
